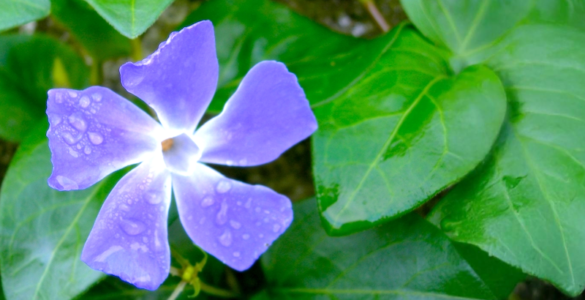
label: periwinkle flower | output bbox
[45,21,317,290]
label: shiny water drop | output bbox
[216,201,228,225]
[68,113,87,132]
[201,196,214,207]
[273,224,281,232]
[92,93,102,101]
[68,91,78,98]
[146,192,162,204]
[56,175,78,189]
[55,93,64,103]
[242,234,250,240]
[79,96,90,108]
[69,148,79,158]
[230,220,241,229]
[51,115,62,125]
[84,146,92,155]
[62,132,80,145]
[120,219,146,235]
[233,252,240,257]
[88,132,104,145]
[216,181,232,193]
[218,230,232,247]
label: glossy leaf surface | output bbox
[429,25,585,296]
[0,35,88,141]
[313,26,506,235]
[51,0,131,60]
[0,122,119,300]
[0,0,50,32]
[260,198,520,299]
[84,0,174,38]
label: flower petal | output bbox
[81,156,172,290]
[47,87,163,191]
[194,61,317,167]
[172,163,293,271]
[120,21,218,133]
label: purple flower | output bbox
[45,21,317,290]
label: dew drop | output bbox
[218,230,232,247]
[242,234,250,240]
[233,252,240,257]
[68,113,87,132]
[273,224,281,233]
[216,201,228,225]
[201,196,214,207]
[230,220,241,229]
[120,219,146,235]
[50,115,62,125]
[62,132,80,145]
[92,93,102,101]
[88,132,104,145]
[146,192,162,204]
[79,96,90,108]
[84,146,92,155]
[68,91,78,98]
[69,147,79,158]
[56,175,78,190]
[55,93,64,103]
[216,181,232,193]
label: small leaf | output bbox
[0,35,88,141]
[84,0,174,38]
[51,0,132,60]
[313,26,506,235]
[261,198,522,299]
[429,25,585,297]
[0,0,50,32]
[0,121,120,300]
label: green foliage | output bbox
[0,0,50,32]
[84,0,174,38]
[0,35,88,141]
[259,198,522,299]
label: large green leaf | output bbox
[0,0,50,32]
[180,0,390,113]
[0,122,120,300]
[260,198,521,299]
[313,26,506,235]
[51,0,131,60]
[0,35,88,141]
[429,25,585,296]
[84,0,173,38]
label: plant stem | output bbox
[167,281,187,300]
[130,38,143,61]
[362,0,390,32]
[200,281,240,298]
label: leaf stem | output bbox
[130,38,143,61]
[361,0,390,32]
[199,281,240,298]
[167,281,187,300]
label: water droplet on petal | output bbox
[146,192,162,204]
[79,96,90,108]
[230,220,241,229]
[55,93,64,103]
[273,224,281,232]
[216,201,228,225]
[233,252,240,257]
[218,230,232,246]
[120,219,146,235]
[242,234,250,240]
[88,132,104,145]
[56,175,78,189]
[68,113,87,132]
[216,181,231,193]
[62,132,80,145]
[68,91,78,98]
[84,146,92,155]
[201,196,214,207]
[69,147,79,157]
[50,115,62,125]
[92,93,102,101]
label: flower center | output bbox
[161,138,174,151]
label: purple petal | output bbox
[47,87,163,191]
[172,163,293,271]
[194,61,317,167]
[81,156,172,290]
[120,21,218,133]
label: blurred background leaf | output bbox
[259,198,523,299]
[0,0,50,32]
[0,35,88,142]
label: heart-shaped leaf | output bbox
[260,198,523,299]
[0,35,88,141]
[0,122,120,300]
[84,0,174,38]
[0,0,50,32]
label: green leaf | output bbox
[84,0,173,38]
[261,198,521,299]
[0,121,121,300]
[51,0,131,60]
[429,25,585,296]
[180,0,391,113]
[313,26,506,235]
[0,34,89,141]
[0,0,50,32]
